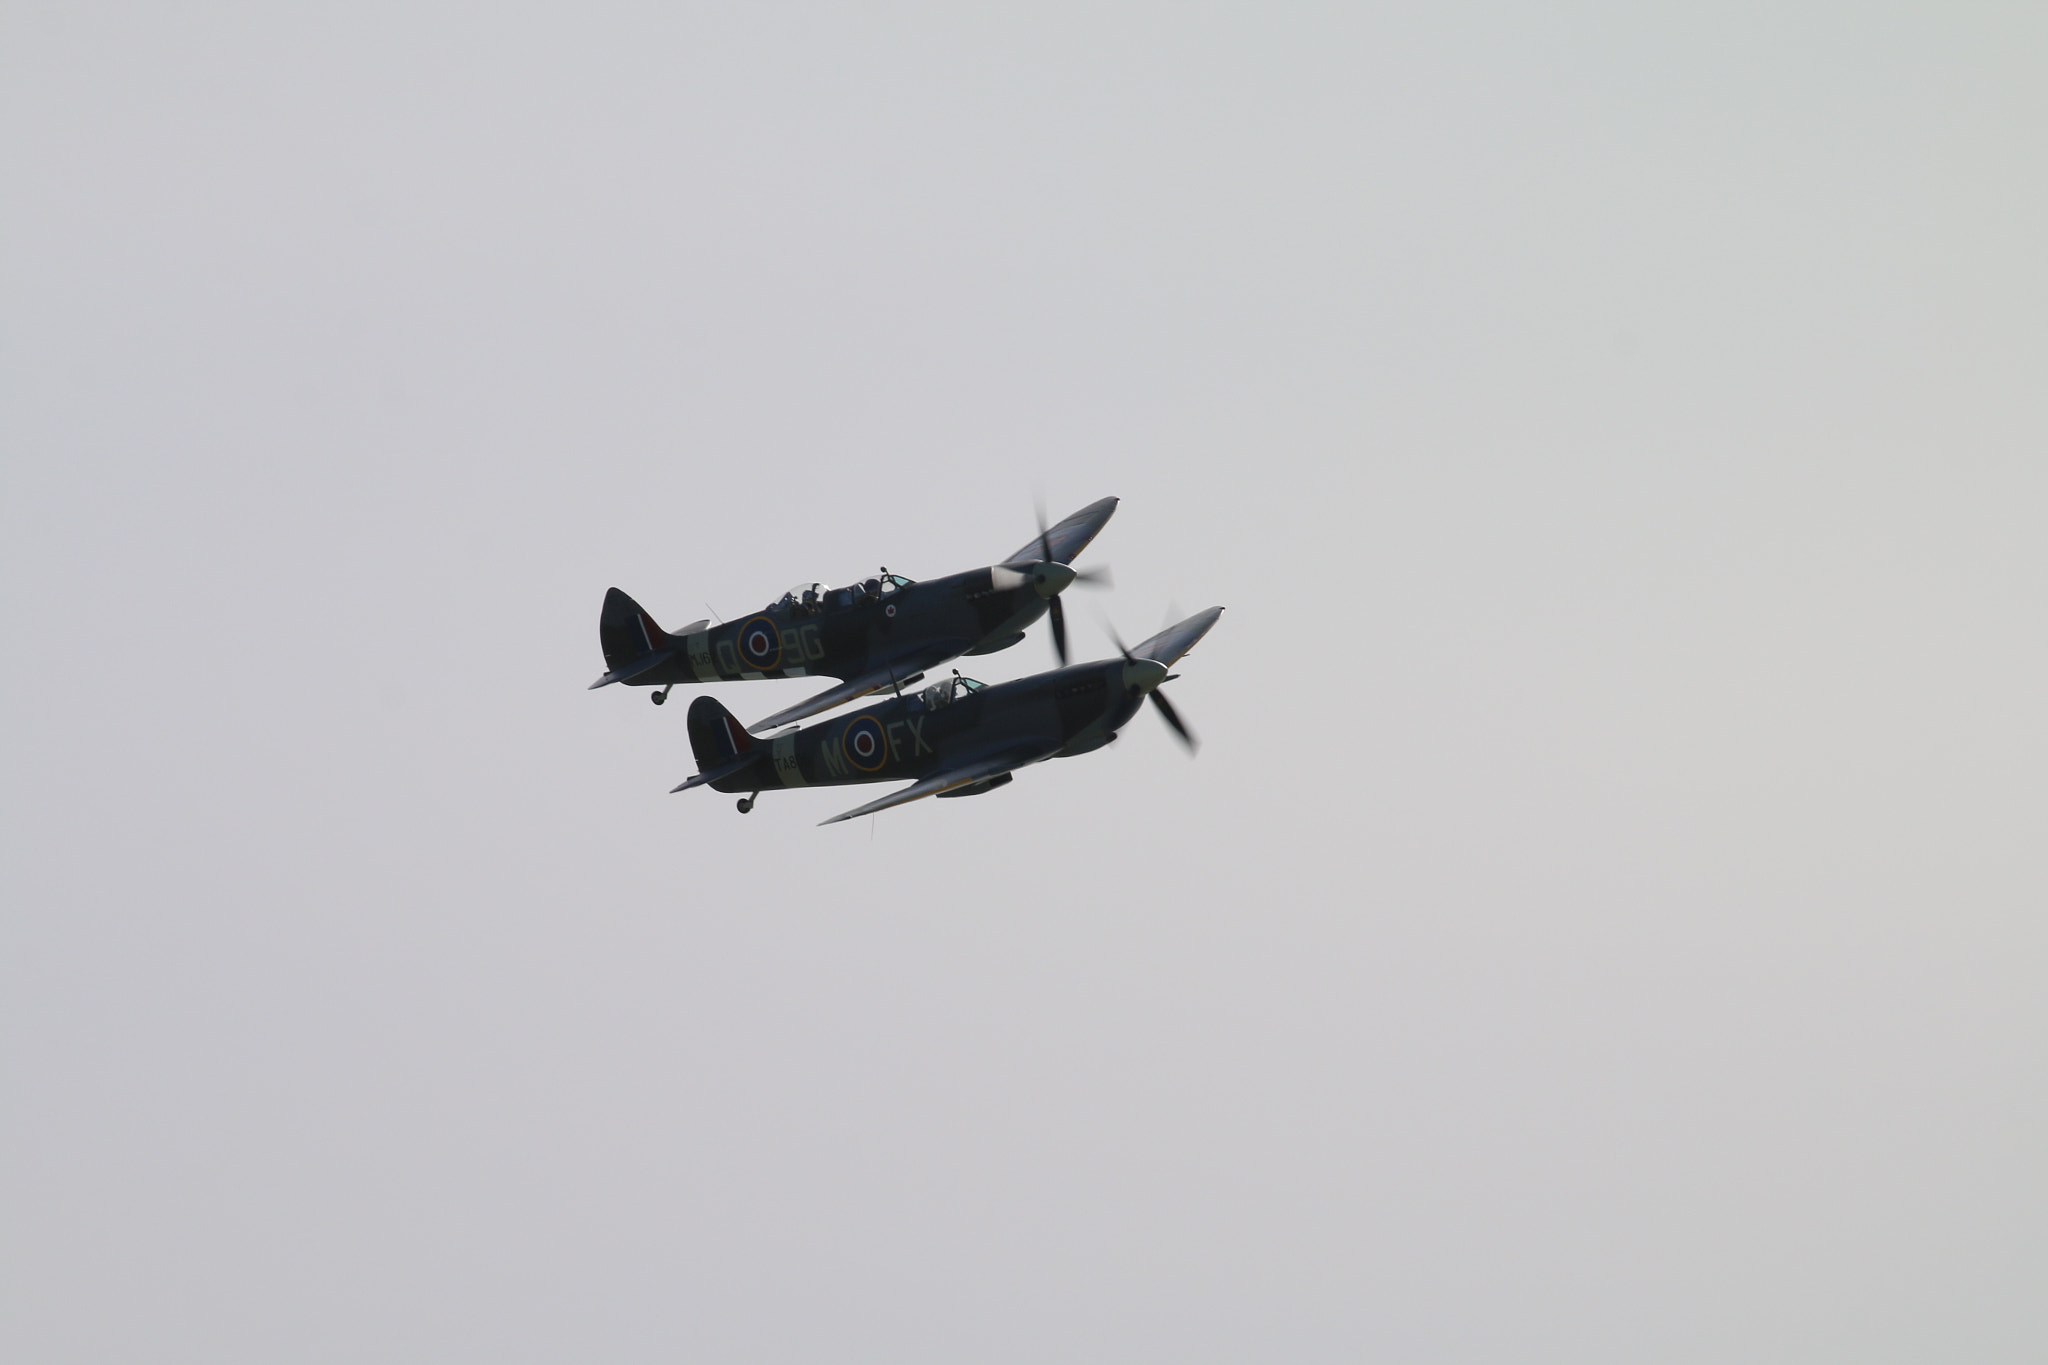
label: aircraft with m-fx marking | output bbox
[589,497,1116,733]
[672,606,1223,823]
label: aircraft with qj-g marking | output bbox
[673,607,1222,823]
[589,497,1116,733]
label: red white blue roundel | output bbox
[841,714,889,772]
[736,616,783,672]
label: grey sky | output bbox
[5,4,2044,1361]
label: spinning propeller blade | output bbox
[1107,620,1198,754]
[1038,505,1068,665]
[1028,500,1110,668]
[1148,686,1197,753]
[1032,507,1114,667]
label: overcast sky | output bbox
[5,4,2044,1361]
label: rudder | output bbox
[687,695,757,771]
[600,587,673,672]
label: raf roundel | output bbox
[841,714,890,772]
[736,616,783,672]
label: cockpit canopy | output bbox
[772,573,916,616]
[776,582,827,610]
[919,674,986,710]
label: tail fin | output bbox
[687,695,757,771]
[600,587,675,672]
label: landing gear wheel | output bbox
[651,684,673,706]
[736,797,755,814]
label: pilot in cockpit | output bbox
[780,574,911,617]
[778,582,827,617]
[917,672,986,711]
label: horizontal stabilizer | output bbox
[671,750,760,793]
[588,648,679,689]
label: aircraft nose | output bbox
[1122,658,1168,692]
[1031,561,1077,598]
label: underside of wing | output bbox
[818,742,1059,825]
[747,645,971,733]
[1002,495,1118,566]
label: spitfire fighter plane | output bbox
[589,497,1116,733]
[672,606,1222,823]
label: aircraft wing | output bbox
[817,741,1061,826]
[1130,606,1224,669]
[746,643,973,733]
[1001,495,1118,566]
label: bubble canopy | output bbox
[771,574,915,613]
[918,675,986,710]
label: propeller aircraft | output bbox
[589,496,1116,733]
[672,606,1223,824]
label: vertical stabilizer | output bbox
[599,587,674,673]
[687,695,756,771]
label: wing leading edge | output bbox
[818,741,1061,825]
[1131,606,1224,670]
[1002,496,1118,566]
[747,643,973,733]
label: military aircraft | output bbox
[588,497,1117,733]
[671,606,1222,823]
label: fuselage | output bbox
[709,659,1148,796]
[637,566,1051,688]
